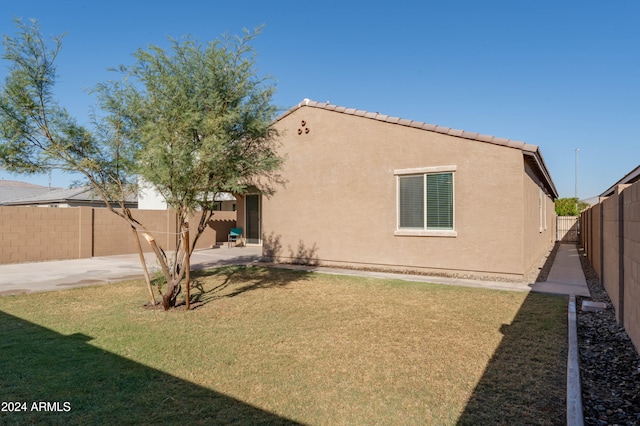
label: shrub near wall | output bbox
[0,207,236,264]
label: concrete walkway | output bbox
[529,243,591,297]
[266,243,591,297]
[0,243,590,297]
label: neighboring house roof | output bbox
[215,192,236,202]
[0,180,59,205]
[1,185,137,207]
[599,164,640,197]
[277,99,559,199]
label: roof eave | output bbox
[523,149,559,199]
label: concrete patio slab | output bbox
[0,246,262,296]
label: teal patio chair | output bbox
[228,227,243,248]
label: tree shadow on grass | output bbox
[0,310,302,425]
[188,266,313,308]
[456,292,568,425]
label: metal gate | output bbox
[557,216,579,243]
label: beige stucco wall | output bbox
[261,106,554,279]
[521,160,556,278]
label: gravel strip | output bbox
[576,246,640,425]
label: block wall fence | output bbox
[581,181,640,355]
[0,206,236,264]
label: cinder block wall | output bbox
[93,209,178,256]
[581,182,640,355]
[0,207,81,263]
[0,207,236,264]
[623,183,640,353]
[602,194,620,312]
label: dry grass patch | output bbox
[0,266,567,425]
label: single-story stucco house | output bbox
[138,179,237,211]
[235,99,558,281]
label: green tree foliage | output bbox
[0,19,135,198]
[0,19,158,306]
[0,19,283,309]
[96,28,283,309]
[554,197,589,216]
[97,28,283,209]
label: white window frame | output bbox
[394,165,457,237]
[543,191,547,230]
[539,188,543,233]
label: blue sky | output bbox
[1,0,638,199]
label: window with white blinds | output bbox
[399,175,424,228]
[426,173,454,229]
[395,167,455,234]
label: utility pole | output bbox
[575,148,579,213]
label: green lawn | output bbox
[0,266,567,425]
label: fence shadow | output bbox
[0,310,301,425]
[456,292,568,425]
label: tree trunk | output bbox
[120,211,208,310]
[161,278,182,310]
[132,227,156,307]
[184,222,191,311]
[142,231,172,284]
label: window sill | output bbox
[394,229,457,237]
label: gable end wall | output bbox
[263,107,541,279]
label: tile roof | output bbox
[0,180,58,204]
[1,186,137,206]
[0,179,50,188]
[277,99,558,198]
